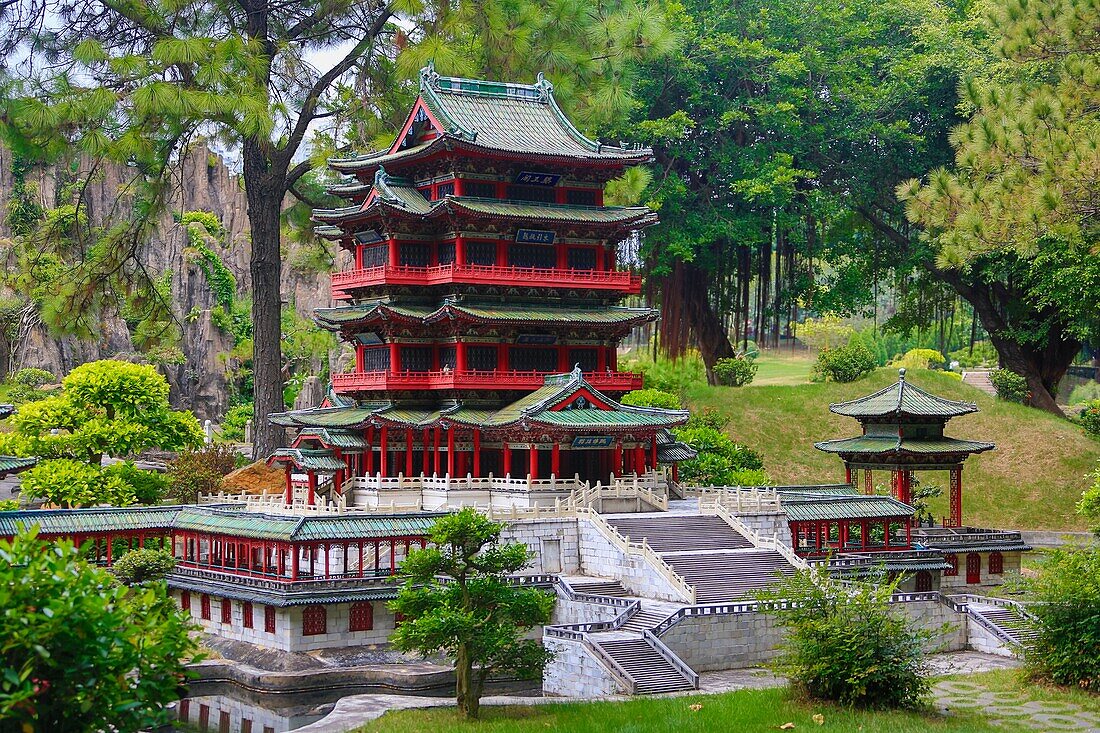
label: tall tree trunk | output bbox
[683,262,736,383]
[455,643,478,718]
[244,145,287,458]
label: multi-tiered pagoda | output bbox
[270,66,692,508]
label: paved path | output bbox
[934,678,1100,732]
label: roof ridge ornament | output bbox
[419,62,440,91]
[899,367,906,381]
[535,72,553,102]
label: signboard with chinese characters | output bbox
[514,171,561,186]
[516,334,558,345]
[516,229,556,245]
[571,436,615,449]
[354,229,383,245]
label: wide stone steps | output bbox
[619,608,669,632]
[962,370,996,397]
[606,514,754,552]
[975,607,1039,644]
[665,550,796,603]
[569,580,630,597]
[596,637,695,694]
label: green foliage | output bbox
[112,547,177,586]
[623,353,707,395]
[390,509,555,719]
[1015,548,1100,692]
[0,530,196,731]
[20,458,136,507]
[1079,401,1100,438]
[685,407,729,431]
[182,211,236,311]
[1069,382,1100,407]
[219,402,254,442]
[0,500,19,511]
[674,426,765,486]
[11,367,54,387]
[811,343,877,383]
[102,461,169,505]
[893,349,946,371]
[990,369,1030,404]
[166,445,238,504]
[756,570,932,709]
[800,317,855,352]
[712,356,758,387]
[619,389,682,410]
[949,342,999,369]
[1079,465,1100,533]
[9,360,203,464]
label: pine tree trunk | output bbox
[243,144,287,459]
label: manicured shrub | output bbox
[949,341,998,369]
[113,547,177,586]
[1079,400,1100,438]
[712,355,757,387]
[623,353,707,394]
[811,343,876,383]
[685,406,728,431]
[11,367,54,387]
[21,459,137,507]
[620,389,682,410]
[1016,548,1100,692]
[674,426,765,486]
[893,348,946,370]
[102,460,170,504]
[990,369,1029,403]
[219,402,253,441]
[757,570,932,709]
[166,444,239,503]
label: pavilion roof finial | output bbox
[898,367,906,381]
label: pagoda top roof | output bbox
[814,434,995,457]
[312,299,658,331]
[829,369,979,420]
[329,65,652,174]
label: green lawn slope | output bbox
[685,368,1100,531]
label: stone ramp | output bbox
[605,514,754,552]
[664,550,796,603]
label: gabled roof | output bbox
[0,505,184,536]
[328,66,652,175]
[782,494,915,522]
[0,455,36,477]
[267,449,348,473]
[814,435,995,456]
[171,506,440,542]
[829,369,979,419]
[294,428,369,450]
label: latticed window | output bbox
[180,591,191,613]
[349,602,374,632]
[464,181,498,198]
[439,346,456,370]
[399,242,430,267]
[989,551,1004,575]
[568,348,598,373]
[302,605,327,636]
[360,243,387,268]
[567,247,597,270]
[566,189,598,205]
[436,182,456,198]
[508,243,555,269]
[438,242,455,265]
[506,184,556,203]
[221,598,233,625]
[400,346,433,372]
[466,240,497,265]
[509,347,557,372]
[361,346,390,372]
[201,594,211,620]
[468,346,498,371]
[944,554,958,576]
[242,601,254,629]
[264,605,276,633]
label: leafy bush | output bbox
[21,459,136,507]
[893,348,946,370]
[1016,547,1100,692]
[622,352,707,394]
[990,369,1030,403]
[11,368,54,387]
[674,426,765,486]
[113,547,177,586]
[1079,464,1100,534]
[685,407,728,431]
[0,499,19,511]
[811,343,876,383]
[619,389,681,410]
[102,461,169,504]
[757,570,931,709]
[1079,400,1100,438]
[712,355,757,387]
[166,444,239,503]
[219,402,253,441]
[1069,382,1100,407]
[948,341,999,369]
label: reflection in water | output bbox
[171,694,327,733]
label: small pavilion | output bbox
[814,369,994,527]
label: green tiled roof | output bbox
[172,507,441,542]
[314,301,656,331]
[314,302,434,329]
[783,495,915,522]
[830,369,979,419]
[270,405,381,429]
[0,505,184,536]
[776,485,862,498]
[0,456,36,476]
[524,409,684,429]
[295,428,369,450]
[814,435,995,456]
[267,449,348,473]
[657,442,697,462]
[445,198,655,225]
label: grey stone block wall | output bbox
[659,612,785,671]
[543,637,626,697]
[552,596,624,626]
[501,518,580,575]
[577,520,690,602]
[735,511,793,546]
[894,599,968,653]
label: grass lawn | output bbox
[354,686,1008,733]
[750,352,817,386]
[685,368,1100,531]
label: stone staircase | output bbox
[970,605,1039,646]
[595,636,697,694]
[569,579,630,597]
[619,606,671,632]
[607,515,754,552]
[962,369,996,397]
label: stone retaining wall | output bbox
[735,511,793,546]
[542,637,626,698]
[501,518,580,575]
[552,596,624,627]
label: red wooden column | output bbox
[503,443,512,476]
[447,429,456,477]
[864,469,874,495]
[388,238,399,268]
[422,428,431,474]
[333,448,344,494]
[551,442,560,477]
[455,235,466,267]
[433,426,442,475]
[405,430,414,475]
[456,342,468,372]
[307,472,316,506]
[948,466,963,527]
[291,543,299,581]
[845,464,852,484]
[473,429,482,477]
[365,426,375,474]
[529,444,539,480]
[389,342,399,375]
[612,443,623,477]
[389,540,396,575]
[650,436,658,470]
[379,426,388,477]
[634,445,645,475]
[284,466,293,505]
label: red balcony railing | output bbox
[331,369,643,393]
[331,263,642,298]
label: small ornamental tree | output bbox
[113,547,177,586]
[20,458,136,508]
[0,530,197,731]
[756,569,932,709]
[390,509,555,719]
[620,388,682,410]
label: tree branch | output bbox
[286,159,313,188]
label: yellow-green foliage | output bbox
[893,349,946,370]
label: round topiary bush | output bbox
[1080,400,1100,438]
[713,355,758,387]
[990,369,1030,403]
[811,343,876,383]
[620,388,682,410]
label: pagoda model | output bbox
[814,369,994,527]
[269,66,693,507]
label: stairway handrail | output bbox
[582,635,637,694]
[642,630,699,688]
[701,497,810,571]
